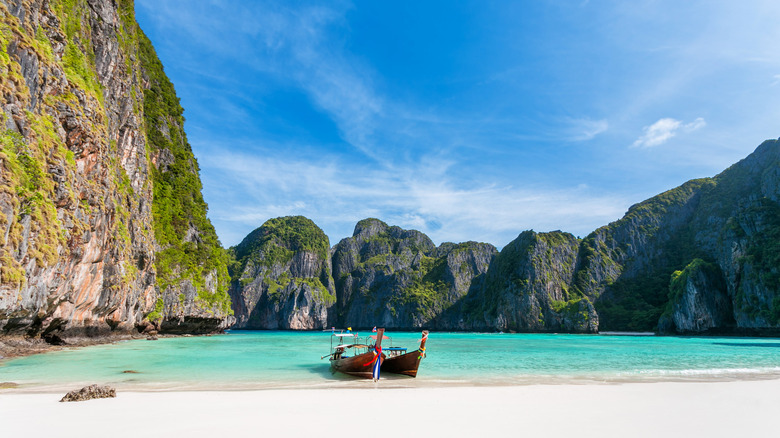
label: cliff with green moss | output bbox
[459,231,598,332]
[228,140,780,334]
[329,218,497,329]
[571,140,780,334]
[138,30,232,333]
[232,217,599,332]
[228,216,334,329]
[0,0,231,344]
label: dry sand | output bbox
[2,380,778,437]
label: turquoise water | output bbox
[2,331,780,391]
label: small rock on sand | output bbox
[60,384,116,402]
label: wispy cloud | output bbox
[567,118,609,141]
[135,0,780,249]
[197,144,627,247]
[632,117,706,148]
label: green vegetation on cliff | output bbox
[53,0,105,104]
[590,141,780,332]
[741,200,780,290]
[666,259,719,304]
[138,32,231,315]
[231,216,330,274]
[582,179,711,331]
[391,256,449,319]
[471,231,581,320]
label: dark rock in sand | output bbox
[60,385,116,402]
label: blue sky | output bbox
[135,0,780,249]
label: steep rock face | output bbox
[228,216,334,329]
[464,231,597,333]
[0,0,155,340]
[573,179,709,331]
[688,140,780,331]
[330,218,500,329]
[139,31,233,333]
[331,218,438,328]
[0,0,231,342]
[578,139,780,333]
[407,240,497,329]
[234,217,600,332]
[658,259,733,334]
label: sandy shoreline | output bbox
[2,380,778,437]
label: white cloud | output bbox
[197,144,627,248]
[632,117,706,148]
[772,74,780,86]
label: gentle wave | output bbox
[631,367,780,376]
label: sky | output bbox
[134,0,780,249]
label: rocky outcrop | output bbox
[658,259,733,334]
[228,216,334,329]
[426,240,497,328]
[139,30,233,333]
[232,217,597,332]
[60,384,116,402]
[331,218,437,328]
[245,140,780,334]
[569,179,709,331]
[0,0,232,343]
[329,218,500,329]
[681,141,780,332]
[575,140,780,333]
[460,231,597,332]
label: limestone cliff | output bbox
[577,140,780,334]
[462,231,597,333]
[331,218,436,328]
[657,259,732,333]
[329,218,499,329]
[0,0,231,344]
[228,216,334,329]
[227,139,780,335]
[233,217,598,332]
[574,178,709,330]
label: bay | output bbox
[2,331,780,392]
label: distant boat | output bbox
[381,330,428,377]
[323,328,386,380]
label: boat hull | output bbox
[330,352,385,378]
[381,350,423,377]
[329,328,386,379]
[381,330,428,377]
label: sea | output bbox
[2,331,780,392]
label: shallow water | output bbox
[2,331,780,391]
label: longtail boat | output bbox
[323,328,386,380]
[380,330,428,377]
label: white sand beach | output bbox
[2,380,779,437]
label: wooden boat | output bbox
[380,330,428,377]
[324,328,386,380]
